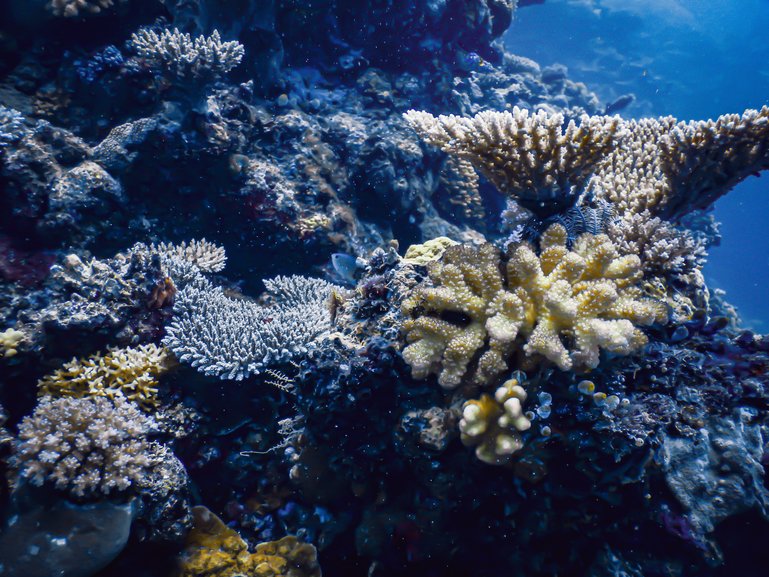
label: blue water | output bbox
[506,0,769,330]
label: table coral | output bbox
[460,373,532,464]
[402,224,667,387]
[177,506,321,577]
[37,343,177,410]
[404,107,623,216]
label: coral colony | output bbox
[0,2,768,577]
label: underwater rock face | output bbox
[0,489,133,577]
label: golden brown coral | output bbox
[37,344,176,410]
[401,224,667,386]
[177,506,321,577]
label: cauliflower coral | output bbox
[401,224,667,388]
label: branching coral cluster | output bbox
[402,224,667,388]
[404,107,622,215]
[15,396,156,498]
[164,275,341,381]
[37,343,177,410]
[130,28,244,81]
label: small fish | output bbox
[457,50,486,72]
[331,253,360,284]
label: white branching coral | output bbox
[151,239,227,273]
[130,28,244,80]
[402,224,667,387]
[164,275,341,381]
[15,396,155,498]
[48,0,125,18]
[607,212,706,282]
[404,107,623,215]
[460,374,532,465]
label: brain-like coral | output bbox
[37,344,177,410]
[15,396,156,498]
[177,506,321,577]
[402,224,667,387]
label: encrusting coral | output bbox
[459,373,532,465]
[402,224,667,388]
[37,343,177,410]
[177,506,321,577]
[14,395,156,498]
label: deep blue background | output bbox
[506,0,769,329]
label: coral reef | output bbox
[0,1,767,576]
[37,343,176,409]
[14,396,156,498]
[402,223,667,387]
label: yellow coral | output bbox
[0,328,24,358]
[401,224,667,386]
[460,373,532,465]
[403,237,458,266]
[37,344,176,410]
[177,506,321,577]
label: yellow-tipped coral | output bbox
[460,374,532,465]
[37,344,176,410]
[401,224,667,387]
[0,328,24,358]
[177,506,321,577]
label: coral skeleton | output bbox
[48,0,125,18]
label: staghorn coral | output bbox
[402,224,667,387]
[404,107,623,216]
[37,344,177,410]
[0,328,25,358]
[459,373,532,465]
[130,28,245,81]
[164,275,341,381]
[177,505,321,577]
[14,396,155,498]
[48,0,126,18]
